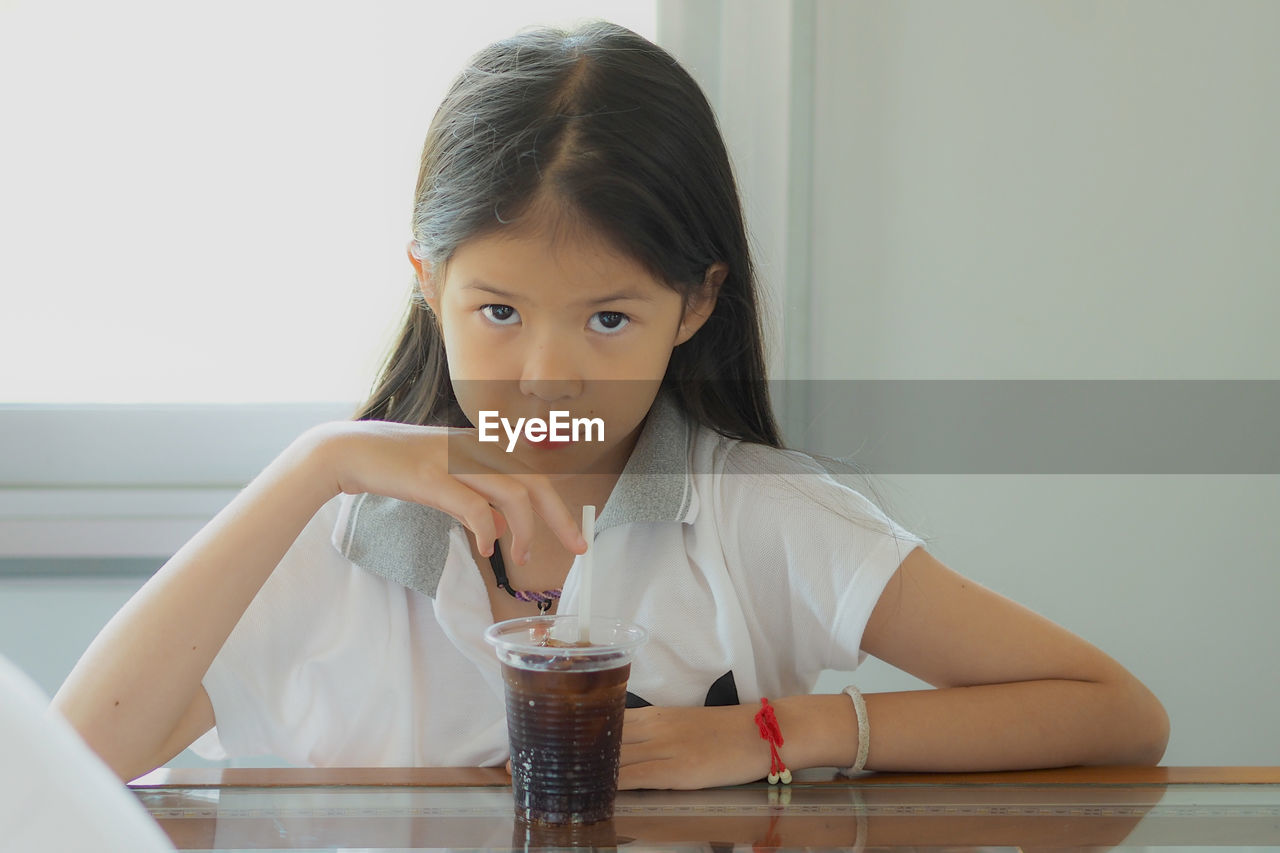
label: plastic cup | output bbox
[484,615,647,825]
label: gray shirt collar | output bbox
[332,389,695,598]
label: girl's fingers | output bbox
[445,429,588,557]
[489,507,508,542]
[617,759,670,791]
[620,706,655,744]
[421,477,502,554]
[456,474,538,563]
[618,738,668,767]
[472,472,588,560]
[524,479,590,555]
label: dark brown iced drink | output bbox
[485,616,647,825]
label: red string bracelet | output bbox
[754,697,792,784]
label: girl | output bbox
[53,22,1168,788]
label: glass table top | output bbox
[134,779,1280,851]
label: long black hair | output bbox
[355,21,780,448]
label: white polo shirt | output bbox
[193,391,926,767]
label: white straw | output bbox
[577,505,595,644]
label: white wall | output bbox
[803,0,1280,764]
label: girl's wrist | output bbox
[772,693,862,773]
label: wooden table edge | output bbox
[129,765,1280,789]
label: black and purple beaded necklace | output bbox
[487,541,561,613]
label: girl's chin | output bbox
[512,441,581,469]
[514,443,621,478]
[522,433,576,449]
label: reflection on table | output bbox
[130,765,1280,851]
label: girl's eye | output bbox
[588,311,630,334]
[480,304,520,325]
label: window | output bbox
[0,0,658,405]
[2,1,808,563]
[0,0,660,560]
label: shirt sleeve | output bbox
[717,442,927,681]
[195,495,401,765]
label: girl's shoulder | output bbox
[695,427,865,502]
[695,431,922,544]
[716,435,834,478]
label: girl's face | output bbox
[409,215,721,478]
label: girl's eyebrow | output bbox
[462,279,656,306]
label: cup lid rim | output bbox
[483,615,648,655]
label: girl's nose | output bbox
[518,337,584,401]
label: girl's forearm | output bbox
[776,677,1169,773]
[51,428,340,780]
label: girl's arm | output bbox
[619,546,1169,788]
[52,421,585,782]
[824,544,1169,771]
[51,430,337,782]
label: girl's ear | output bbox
[674,262,727,346]
[406,241,441,313]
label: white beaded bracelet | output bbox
[841,685,870,775]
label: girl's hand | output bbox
[617,705,775,790]
[303,420,588,562]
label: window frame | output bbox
[0,403,355,562]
